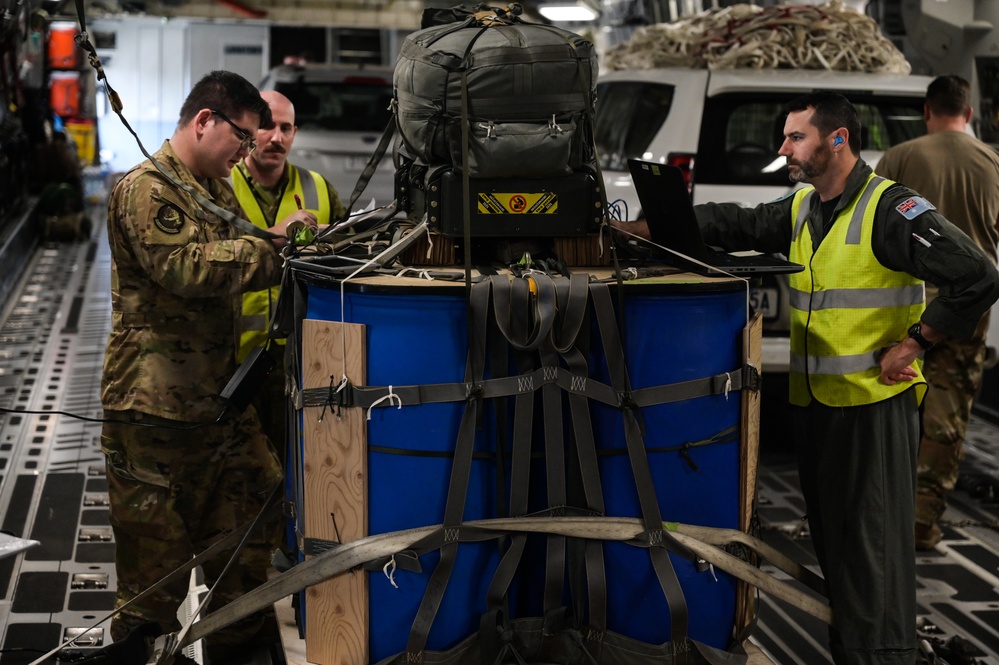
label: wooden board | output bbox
[736,311,763,637]
[301,319,368,665]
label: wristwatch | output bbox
[907,322,935,351]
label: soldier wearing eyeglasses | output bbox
[100,70,318,662]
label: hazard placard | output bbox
[477,191,558,214]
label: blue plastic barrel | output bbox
[303,281,501,663]
[297,272,747,656]
[590,286,746,648]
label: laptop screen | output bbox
[627,160,711,262]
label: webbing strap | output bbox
[589,281,691,659]
[554,274,607,632]
[338,118,397,224]
[298,361,759,412]
[484,278,540,617]
[405,279,492,661]
[536,283,568,616]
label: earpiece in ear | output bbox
[833,136,844,147]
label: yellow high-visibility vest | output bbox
[232,164,331,362]
[788,174,926,407]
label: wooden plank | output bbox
[736,311,763,636]
[301,319,368,665]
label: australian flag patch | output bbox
[896,196,935,220]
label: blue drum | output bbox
[292,265,748,658]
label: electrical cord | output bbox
[0,404,232,429]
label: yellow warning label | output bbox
[477,192,558,214]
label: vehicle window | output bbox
[274,80,394,133]
[697,93,926,186]
[594,81,675,171]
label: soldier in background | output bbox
[100,70,317,663]
[230,90,345,468]
[876,74,999,550]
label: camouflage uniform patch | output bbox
[154,203,185,234]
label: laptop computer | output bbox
[627,159,804,276]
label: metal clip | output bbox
[548,114,563,137]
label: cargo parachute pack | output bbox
[393,4,603,238]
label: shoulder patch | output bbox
[154,203,186,234]
[895,196,936,220]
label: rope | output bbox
[604,1,910,74]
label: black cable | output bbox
[0,405,231,429]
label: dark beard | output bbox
[787,144,831,183]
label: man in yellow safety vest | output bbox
[230,90,347,455]
[614,92,999,665]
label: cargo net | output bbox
[603,1,911,74]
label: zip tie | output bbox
[318,375,347,423]
[367,386,403,421]
[424,229,434,260]
[708,563,718,583]
[723,372,732,400]
[383,555,399,589]
[333,375,349,421]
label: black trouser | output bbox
[793,390,919,665]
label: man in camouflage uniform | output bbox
[100,70,319,660]
[876,75,999,549]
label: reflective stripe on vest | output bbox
[787,173,926,407]
[232,165,332,363]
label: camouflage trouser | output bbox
[101,406,283,651]
[915,322,988,527]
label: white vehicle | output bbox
[259,63,397,208]
[594,67,934,373]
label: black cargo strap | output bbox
[552,274,608,633]
[529,21,609,223]
[297,361,759,414]
[482,279,542,646]
[336,117,398,225]
[404,278,492,663]
[478,272,607,663]
[589,281,692,662]
[536,280,568,618]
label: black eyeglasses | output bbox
[210,109,257,153]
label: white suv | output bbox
[594,67,934,372]
[259,63,396,208]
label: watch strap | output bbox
[908,322,934,351]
